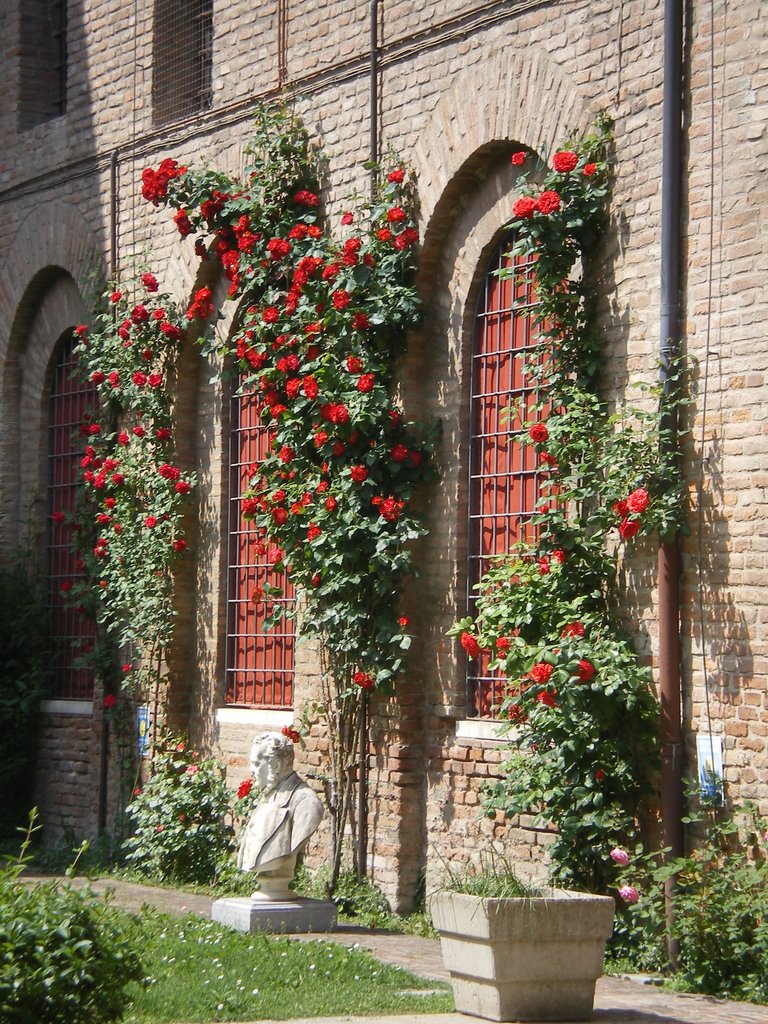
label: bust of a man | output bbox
[237,731,324,901]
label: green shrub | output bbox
[123,734,233,884]
[0,815,143,1023]
[608,799,768,1003]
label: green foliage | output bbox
[70,278,195,702]
[451,117,683,890]
[123,734,233,884]
[441,850,543,899]
[609,800,768,1003]
[0,813,143,1024]
[0,545,51,837]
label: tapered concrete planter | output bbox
[430,889,614,1022]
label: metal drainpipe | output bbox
[356,0,379,881]
[658,0,684,962]
[98,148,120,835]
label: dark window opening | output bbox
[19,0,67,130]
[225,384,295,709]
[46,334,98,700]
[465,233,546,718]
[153,0,213,125]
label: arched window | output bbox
[465,233,544,717]
[46,333,97,700]
[225,384,295,708]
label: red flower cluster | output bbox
[141,158,187,205]
[353,671,375,690]
[529,661,554,684]
[613,487,649,540]
[186,287,214,321]
[460,632,482,659]
[281,725,301,743]
[237,778,253,799]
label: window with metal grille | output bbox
[46,334,98,700]
[153,0,213,125]
[225,385,295,708]
[465,233,545,718]
[18,0,67,130]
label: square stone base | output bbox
[211,896,337,934]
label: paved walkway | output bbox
[25,875,768,1024]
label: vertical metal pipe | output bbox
[356,0,380,881]
[110,149,119,280]
[658,0,684,962]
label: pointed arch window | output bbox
[465,233,546,717]
[225,383,295,708]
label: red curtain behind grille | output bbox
[225,387,295,708]
[466,236,543,718]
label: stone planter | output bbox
[430,889,614,1022]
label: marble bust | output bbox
[237,731,324,901]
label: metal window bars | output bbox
[224,383,295,709]
[152,0,213,125]
[465,233,546,718]
[46,335,97,700]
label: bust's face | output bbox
[250,739,291,793]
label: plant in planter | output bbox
[429,856,614,1022]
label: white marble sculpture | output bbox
[237,731,324,901]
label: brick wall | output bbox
[0,0,766,907]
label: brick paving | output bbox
[24,875,768,1023]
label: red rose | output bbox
[619,517,641,540]
[496,636,511,654]
[302,376,319,398]
[561,621,586,638]
[324,496,337,512]
[529,422,549,443]
[460,632,482,659]
[511,151,527,166]
[390,444,408,462]
[148,373,163,388]
[341,211,354,225]
[237,778,252,799]
[386,206,406,222]
[132,371,147,386]
[537,688,557,708]
[262,306,280,324]
[350,465,368,483]
[551,548,566,564]
[536,190,561,214]
[173,538,187,552]
[583,163,597,176]
[353,670,375,690]
[357,373,375,393]
[267,237,291,260]
[332,289,351,310]
[626,487,650,514]
[379,498,401,522]
[307,522,322,541]
[352,313,370,330]
[552,150,578,173]
[577,659,596,682]
[173,209,192,237]
[103,694,117,709]
[513,196,536,219]
[529,662,554,684]
[175,481,191,494]
[398,616,410,628]
[90,370,105,384]
[613,499,629,517]
[144,516,157,528]
[110,291,122,303]
[141,272,159,292]
[387,168,405,183]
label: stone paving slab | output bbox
[23,875,768,1024]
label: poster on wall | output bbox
[696,733,723,801]
[136,705,151,758]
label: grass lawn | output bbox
[124,908,453,1022]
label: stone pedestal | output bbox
[211,896,337,935]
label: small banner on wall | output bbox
[136,705,151,758]
[696,733,724,801]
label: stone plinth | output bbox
[211,896,337,935]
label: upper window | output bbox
[18,0,67,130]
[465,233,545,718]
[225,384,295,709]
[46,334,97,700]
[153,0,213,125]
